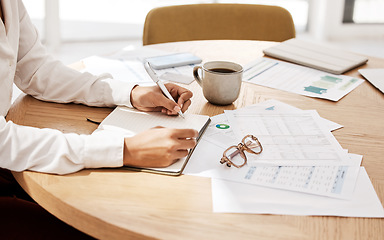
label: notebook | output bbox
[263,38,368,75]
[358,68,384,94]
[98,107,211,175]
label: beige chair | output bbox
[143,4,296,45]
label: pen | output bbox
[144,61,185,118]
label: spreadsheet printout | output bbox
[185,100,360,198]
[202,99,342,150]
[225,110,352,166]
[185,137,360,199]
[211,167,384,217]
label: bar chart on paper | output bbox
[243,58,364,101]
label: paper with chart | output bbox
[225,110,352,166]
[211,167,384,217]
[243,57,364,101]
[81,47,197,84]
[237,99,343,132]
[234,162,360,199]
[201,99,342,150]
[184,100,360,198]
[185,136,361,199]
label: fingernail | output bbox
[173,106,181,112]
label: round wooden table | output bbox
[9,40,384,240]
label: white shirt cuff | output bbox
[83,130,125,169]
[103,78,137,108]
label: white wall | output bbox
[308,0,384,41]
[22,0,384,59]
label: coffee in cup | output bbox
[193,61,243,105]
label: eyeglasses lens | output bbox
[244,136,262,154]
[224,146,246,167]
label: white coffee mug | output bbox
[193,61,243,105]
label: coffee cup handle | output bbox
[193,66,203,87]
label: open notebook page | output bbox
[98,107,210,175]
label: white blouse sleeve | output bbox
[0,1,137,174]
[14,0,136,107]
[0,117,125,175]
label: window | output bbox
[308,0,384,40]
[343,0,384,24]
[23,0,309,44]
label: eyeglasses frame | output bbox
[220,134,263,168]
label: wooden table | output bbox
[8,40,384,240]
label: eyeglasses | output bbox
[220,135,263,168]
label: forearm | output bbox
[0,117,124,175]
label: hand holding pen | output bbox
[130,63,192,116]
[144,61,185,118]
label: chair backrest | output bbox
[143,4,296,45]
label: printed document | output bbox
[211,167,384,218]
[225,110,351,166]
[243,58,364,101]
[202,99,342,149]
[184,100,360,199]
[185,137,360,199]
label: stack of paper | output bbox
[184,99,384,217]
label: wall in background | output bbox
[23,0,309,45]
[21,0,384,62]
[309,0,384,41]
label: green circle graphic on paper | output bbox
[216,124,230,129]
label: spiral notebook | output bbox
[98,107,210,175]
[263,38,368,75]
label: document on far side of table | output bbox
[243,57,364,101]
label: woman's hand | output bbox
[123,127,198,168]
[130,83,192,115]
